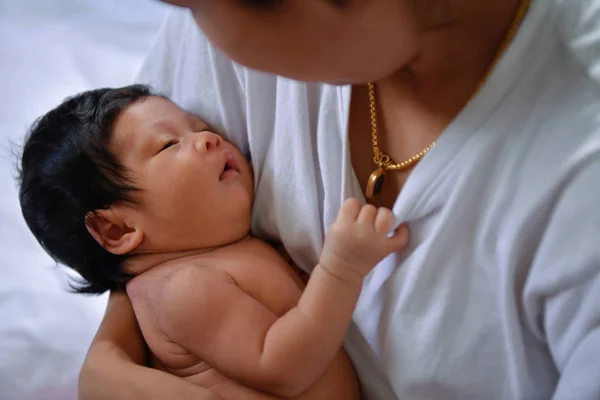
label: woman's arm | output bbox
[78,291,223,400]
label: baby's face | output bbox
[110,96,254,252]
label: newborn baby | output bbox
[19,85,408,399]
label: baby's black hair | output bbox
[18,85,153,294]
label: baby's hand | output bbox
[320,198,409,283]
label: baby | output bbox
[19,85,408,399]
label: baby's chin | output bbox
[196,215,253,250]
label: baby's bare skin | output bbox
[87,97,409,399]
[127,238,360,399]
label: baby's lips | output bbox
[218,150,241,181]
[225,150,240,171]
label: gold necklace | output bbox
[365,0,533,199]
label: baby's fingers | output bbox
[339,198,362,221]
[374,207,395,234]
[386,224,410,253]
[357,204,377,226]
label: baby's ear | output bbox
[85,208,143,255]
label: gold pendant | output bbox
[365,167,386,199]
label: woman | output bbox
[79,0,600,399]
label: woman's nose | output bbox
[194,131,222,153]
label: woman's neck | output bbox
[383,0,524,118]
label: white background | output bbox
[0,1,171,398]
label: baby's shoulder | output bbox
[128,258,233,303]
[233,237,284,258]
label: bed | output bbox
[0,1,170,398]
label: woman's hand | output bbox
[79,291,224,400]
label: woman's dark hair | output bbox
[18,85,153,294]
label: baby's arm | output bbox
[156,199,408,398]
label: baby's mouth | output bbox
[219,152,240,181]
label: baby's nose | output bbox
[196,132,222,152]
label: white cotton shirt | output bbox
[136,0,600,399]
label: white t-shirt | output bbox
[136,0,600,398]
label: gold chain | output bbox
[368,0,532,174]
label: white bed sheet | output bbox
[0,1,170,399]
